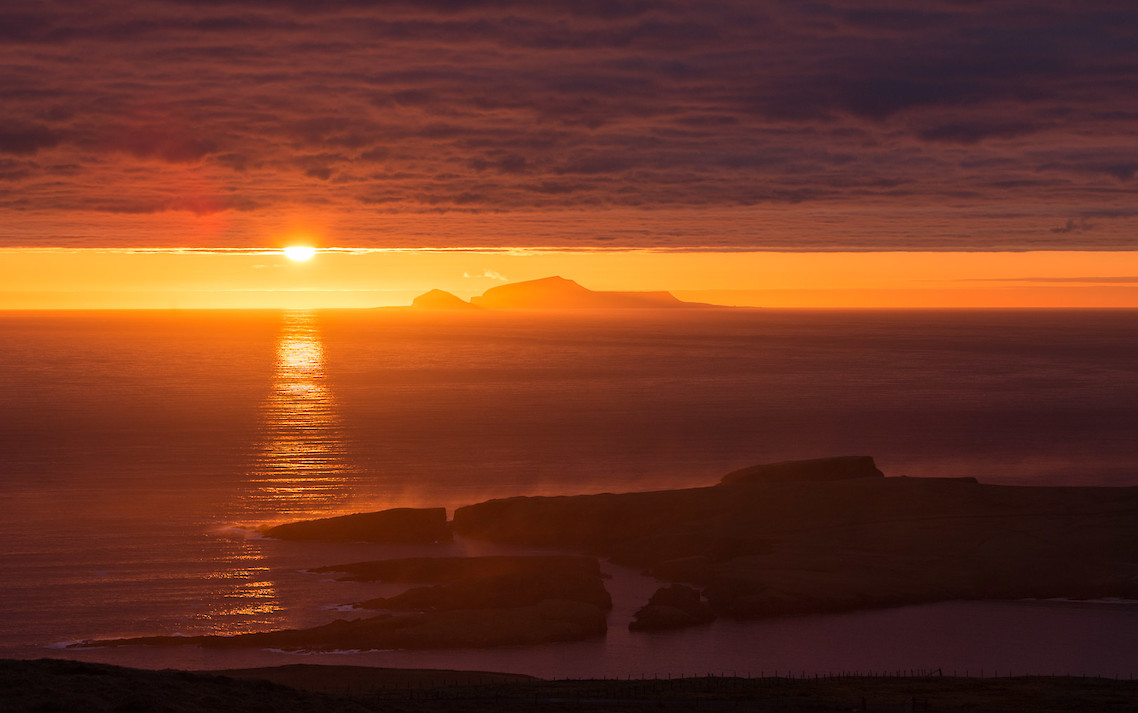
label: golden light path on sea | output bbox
[203,311,359,633]
[243,310,357,520]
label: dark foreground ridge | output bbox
[4,659,1136,713]
[81,456,1138,650]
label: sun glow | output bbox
[283,246,317,262]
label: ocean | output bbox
[2,308,1137,676]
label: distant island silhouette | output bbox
[412,289,481,310]
[410,276,713,310]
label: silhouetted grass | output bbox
[3,659,1135,713]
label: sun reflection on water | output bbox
[194,542,287,635]
[206,312,359,635]
[240,310,358,521]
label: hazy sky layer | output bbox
[3,248,1137,309]
[3,1,1137,250]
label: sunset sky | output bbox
[3,1,1137,307]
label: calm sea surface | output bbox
[1,309,1137,675]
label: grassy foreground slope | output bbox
[2,659,1136,713]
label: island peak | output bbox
[467,276,703,310]
[411,289,478,309]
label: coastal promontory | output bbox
[452,458,1138,621]
[263,507,451,544]
[80,555,612,651]
[80,457,1138,651]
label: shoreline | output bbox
[39,458,1138,678]
[38,597,1138,678]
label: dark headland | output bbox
[454,458,1137,624]
[75,456,1138,652]
[409,275,714,310]
[85,554,612,651]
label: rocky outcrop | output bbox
[357,569,612,612]
[263,507,450,544]
[80,599,608,651]
[411,289,478,309]
[629,584,715,631]
[80,554,612,652]
[451,487,734,555]
[313,555,601,583]
[324,555,613,613]
[719,456,883,486]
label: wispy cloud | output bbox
[464,269,509,281]
[1051,218,1094,235]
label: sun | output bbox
[283,246,317,262]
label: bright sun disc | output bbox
[283,246,317,261]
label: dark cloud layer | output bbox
[1,0,1137,248]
